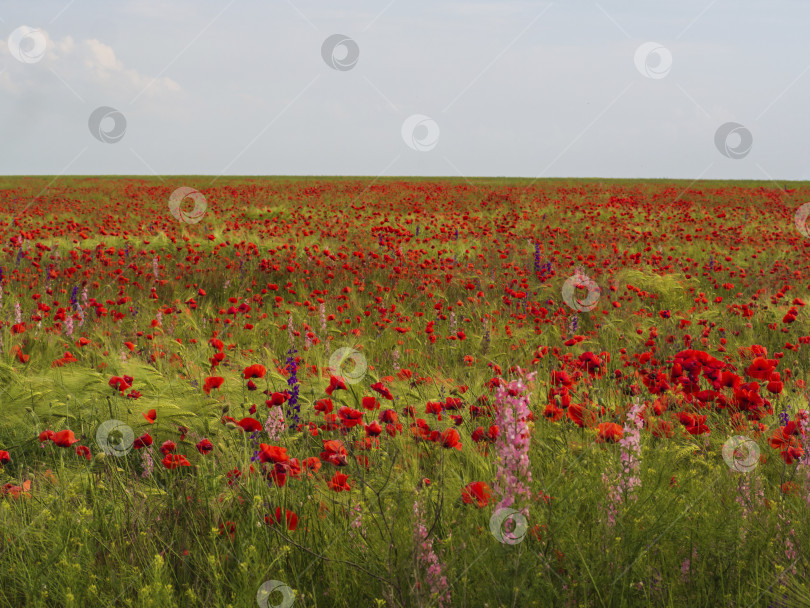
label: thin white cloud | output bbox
[0,29,181,98]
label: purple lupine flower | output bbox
[70,285,79,310]
[249,431,263,464]
[533,241,542,272]
[285,348,300,430]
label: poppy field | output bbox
[2,176,810,607]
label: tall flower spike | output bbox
[492,374,534,518]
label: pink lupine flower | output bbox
[413,494,451,607]
[491,372,535,518]
[604,398,644,529]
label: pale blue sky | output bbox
[1,0,808,180]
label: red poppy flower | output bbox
[361,396,380,410]
[13,346,29,364]
[162,454,191,469]
[320,439,348,466]
[471,425,499,443]
[365,421,383,437]
[142,409,157,424]
[543,404,564,422]
[379,409,399,424]
[133,433,153,449]
[196,438,214,454]
[75,445,92,460]
[567,404,597,428]
[268,463,288,487]
[109,376,131,392]
[0,450,10,464]
[426,401,444,417]
[440,428,462,451]
[676,412,710,435]
[596,422,624,443]
[258,444,289,464]
[266,507,299,531]
[461,481,491,507]
[338,407,364,428]
[267,391,290,406]
[1,480,31,499]
[325,375,347,395]
[237,417,263,432]
[243,364,267,379]
[203,376,225,394]
[746,357,778,381]
[303,456,322,473]
[314,398,334,415]
[371,382,394,400]
[52,429,80,447]
[39,430,55,443]
[160,440,177,455]
[327,472,352,492]
[770,426,804,464]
